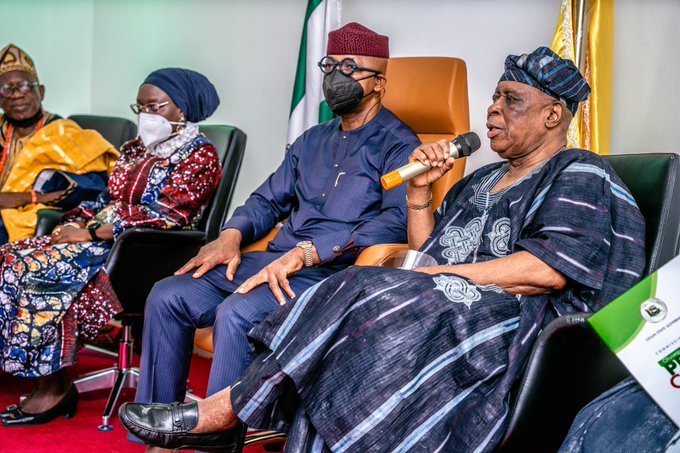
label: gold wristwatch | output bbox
[296,241,314,267]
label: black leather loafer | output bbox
[0,405,19,420]
[2,385,78,427]
[119,401,247,453]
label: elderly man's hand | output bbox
[407,139,456,188]
[236,248,306,306]
[38,190,67,205]
[175,228,242,280]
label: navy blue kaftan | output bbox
[223,107,420,264]
[231,149,646,452]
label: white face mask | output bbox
[137,112,183,149]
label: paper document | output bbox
[589,254,680,426]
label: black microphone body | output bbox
[381,132,481,190]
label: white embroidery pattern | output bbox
[477,283,504,294]
[433,275,481,309]
[439,215,487,264]
[487,217,512,257]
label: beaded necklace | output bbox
[0,115,46,178]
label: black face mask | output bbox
[5,109,43,128]
[322,71,374,115]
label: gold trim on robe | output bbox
[1,119,119,242]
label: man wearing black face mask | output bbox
[131,22,422,435]
[320,53,386,116]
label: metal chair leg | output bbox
[184,391,203,402]
[184,378,203,402]
[98,367,139,431]
[82,344,119,359]
[75,325,139,431]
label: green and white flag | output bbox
[589,254,680,425]
[287,0,341,147]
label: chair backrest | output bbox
[604,153,680,273]
[68,114,137,150]
[103,125,247,315]
[382,57,470,209]
[33,115,137,236]
[241,56,472,255]
[499,153,680,452]
[498,313,630,453]
[198,125,247,241]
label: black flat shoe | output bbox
[1,385,78,427]
[1,392,33,420]
[119,401,246,453]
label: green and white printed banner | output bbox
[590,254,680,426]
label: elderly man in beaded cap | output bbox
[128,22,420,448]
[120,47,645,453]
[0,44,118,243]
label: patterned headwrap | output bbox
[499,46,590,114]
[143,68,220,122]
[0,43,38,81]
[327,22,389,58]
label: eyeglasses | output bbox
[317,56,380,76]
[0,81,39,98]
[130,101,171,115]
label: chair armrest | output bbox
[105,228,207,314]
[193,225,282,356]
[35,209,65,237]
[354,243,410,266]
[498,313,630,452]
[241,226,281,253]
[109,227,206,249]
[194,327,214,354]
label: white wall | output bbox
[343,0,557,171]
[1,0,678,210]
[611,0,679,154]
[86,0,306,207]
[0,0,94,115]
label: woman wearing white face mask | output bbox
[132,68,213,157]
[0,68,222,427]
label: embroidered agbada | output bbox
[0,136,221,377]
[0,118,119,242]
[230,149,646,452]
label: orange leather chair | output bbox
[355,57,471,265]
[194,56,470,355]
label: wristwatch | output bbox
[88,227,99,241]
[296,241,314,267]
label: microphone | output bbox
[381,132,481,190]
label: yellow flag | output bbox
[551,0,614,155]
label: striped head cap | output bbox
[499,46,590,114]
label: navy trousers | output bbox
[134,251,345,406]
[559,377,679,453]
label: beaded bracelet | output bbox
[29,189,38,206]
[406,192,433,210]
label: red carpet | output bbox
[0,349,282,452]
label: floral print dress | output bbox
[0,133,221,377]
